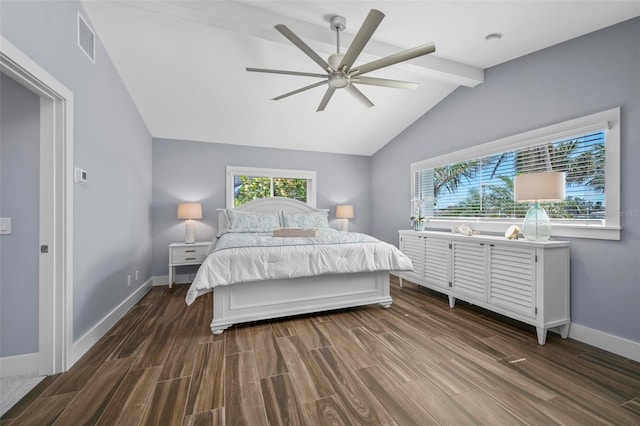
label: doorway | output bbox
[0,36,73,376]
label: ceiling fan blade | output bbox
[345,84,374,108]
[272,80,327,101]
[275,24,333,72]
[350,42,436,76]
[317,87,336,112]
[351,76,419,90]
[338,9,385,72]
[246,68,327,78]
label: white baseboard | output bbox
[568,323,640,362]
[71,278,153,366]
[152,273,194,286]
[0,352,39,378]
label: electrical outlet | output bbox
[135,270,139,281]
[127,275,131,286]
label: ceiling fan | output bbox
[246,9,436,112]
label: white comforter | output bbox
[185,229,413,305]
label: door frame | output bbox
[1,36,73,374]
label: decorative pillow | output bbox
[282,211,329,229]
[227,210,281,233]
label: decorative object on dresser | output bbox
[411,197,427,231]
[505,224,521,240]
[335,204,354,232]
[168,241,208,289]
[177,202,203,244]
[398,230,570,345]
[514,171,565,241]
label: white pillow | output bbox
[282,211,329,229]
[226,210,281,233]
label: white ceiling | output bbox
[82,1,639,156]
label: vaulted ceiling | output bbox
[82,1,639,155]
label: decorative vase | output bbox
[413,221,424,231]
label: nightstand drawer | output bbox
[170,244,208,265]
[172,253,207,264]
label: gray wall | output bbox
[1,1,153,342]
[152,138,371,276]
[0,74,40,357]
[371,18,640,343]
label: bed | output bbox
[185,197,413,334]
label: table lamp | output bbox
[177,202,203,244]
[514,171,565,241]
[336,205,354,232]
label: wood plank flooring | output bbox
[2,276,639,425]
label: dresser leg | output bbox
[536,327,547,345]
[559,323,570,339]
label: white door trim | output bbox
[0,36,73,374]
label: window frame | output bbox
[410,108,621,240]
[226,166,317,208]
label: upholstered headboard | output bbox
[217,196,330,234]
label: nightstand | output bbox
[168,242,209,289]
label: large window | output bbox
[226,166,317,208]
[411,108,620,240]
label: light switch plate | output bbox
[74,167,87,184]
[0,218,11,235]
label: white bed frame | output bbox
[210,197,392,334]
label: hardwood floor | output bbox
[2,277,639,425]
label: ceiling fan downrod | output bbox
[328,15,348,87]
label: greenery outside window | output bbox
[226,166,317,208]
[410,108,621,240]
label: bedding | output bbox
[226,209,281,233]
[281,211,330,228]
[185,228,412,305]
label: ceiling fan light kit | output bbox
[246,9,436,111]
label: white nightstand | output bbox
[168,242,209,289]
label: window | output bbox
[226,166,317,208]
[411,108,620,240]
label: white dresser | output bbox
[399,230,570,345]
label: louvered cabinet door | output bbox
[451,241,487,302]
[423,236,450,290]
[488,245,536,318]
[399,234,424,283]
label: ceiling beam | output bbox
[115,0,484,87]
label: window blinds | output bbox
[415,131,606,221]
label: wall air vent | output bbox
[77,12,95,64]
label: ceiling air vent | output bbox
[77,12,95,64]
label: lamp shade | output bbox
[514,172,565,202]
[177,203,203,220]
[336,205,354,219]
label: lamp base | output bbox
[184,219,196,244]
[522,202,551,241]
[340,218,349,232]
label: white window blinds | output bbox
[415,131,606,222]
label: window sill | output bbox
[424,219,621,241]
